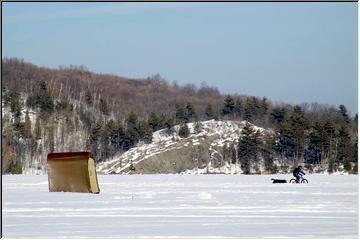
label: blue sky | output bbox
[2,3,358,114]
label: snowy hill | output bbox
[96,120,272,174]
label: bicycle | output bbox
[289,175,308,184]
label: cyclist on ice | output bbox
[293,166,306,183]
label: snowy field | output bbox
[2,174,359,238]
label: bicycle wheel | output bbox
[301,179,308,184]
[289,179,297,183]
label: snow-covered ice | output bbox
[2,174,358,238]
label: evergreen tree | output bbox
[354,114,358,125]
[85,90,93,105]
[337,126,351,163]
[34,117,42,140]
[148,112,161,131]
[127,111,139,128]
[26,81,54,113]
[244,98,255,122]
[185,102,196,122]
[121,129,133,152]
[260,97,268,118]
[270,106,286,128]
[8,160,22,174]
[344,161,352,172]
[238,122,260,174]
[89,122,102,144]
[222,144,234,164]
[222,95,235,116]
[105,120,118,146]
[26,94,37,109]
[125,112,140,148]
[323,120,336,159]
[262,132,277,173]
[178,123,190,138]
[99,123,112,158]
[89,122,102,158]
[251,97,261,116]
[205,104,215,120]
[165,116,175,134]
[114,123,126,151]
[2,88,11,104]
[352,136,358,163]
[23,110,32,138]
[138,120,153,143]
[289,105,308,161]
[6,90,22,121]
[175,102,187,123]
[327,157,335,174]
[338,105,350,124]
[234,99,243,118]
[278,121,295,159]
[38,81,54,113]
[78,105,94,129]
[307,123,323,164]
[158,114,168,130]
[314,121,336,164]
[245,97,262,122]
[100,98,109,115]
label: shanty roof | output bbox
[48,152,94,161]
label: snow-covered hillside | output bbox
[96,120,271,174]
[3,174,358,238]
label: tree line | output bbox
[1,58,357,174]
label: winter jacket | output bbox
[293,167,305,175]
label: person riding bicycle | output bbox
[293,166,305,183]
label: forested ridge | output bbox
[2,58,358,174]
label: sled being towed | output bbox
[47,152,100,194]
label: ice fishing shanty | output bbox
[47,152,100,194]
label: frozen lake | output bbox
[2,174,358,238]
